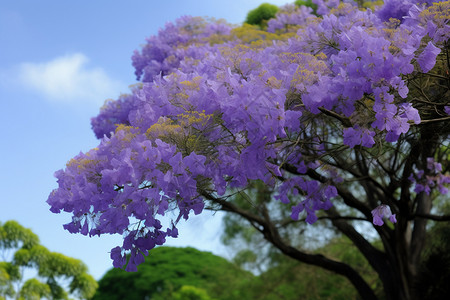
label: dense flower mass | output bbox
[131,16,233,82]
[49,0,450,270]
[267,4,315,33]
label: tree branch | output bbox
[411,213,450,221]
[318,107,352,127]
[201,191,379,300]
[418,116,450,124]
[278,215,369,227]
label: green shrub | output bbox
[245,3,279,27]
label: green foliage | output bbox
[0,220,39,250]
[0,263,16,298]
[232,249,258,269]
[93,247,254,300]
[70,273,99,300]
[0,220,97,299]
[244,3,278,28]
[18,278,51,300]
[173,285,212,300]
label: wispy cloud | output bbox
[17,53,125,105]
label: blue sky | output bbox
[0,0,292,280]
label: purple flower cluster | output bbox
[49,1,450,270]
[276,177,336,224]
[91,93,135,139]
[371,205,397,226]
[132,16,232,82]
[408,1,450,44]
[313,0,341,16]
[48,128,207,270]
[267,4,315,33]
[409,158,450,195]
[343,126,376,148]
[376,0,416,22]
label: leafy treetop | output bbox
[93,246,254,300]
[245,3,279,28]
[0,220,97,300]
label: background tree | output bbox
[244,3,278,28]
[47,1,450,300]
[93,247,254,300]
[0,220,97,300]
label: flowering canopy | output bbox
[48,0,450,271]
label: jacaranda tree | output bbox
[47,1,450,299]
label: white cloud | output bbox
[18,53,125,105]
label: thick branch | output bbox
[318,107,352,127]
[418,116,450,124]
[278,215,369,227]
[411,213,450,221]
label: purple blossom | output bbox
[416,1,450,43]
[276,178,335,224]
[376,0,415,22]
[371,205,397,226]
[409,158,449,195]
[132,16,232,82]
[267,4,314,33]
[312,0,341,16]
[91,93,136,139]
[416,41,441,73]
[427,157,442,172]
[343,126,376,148]
[110,246,126,268]
[399,103,421,124]
[284,110,303,131]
